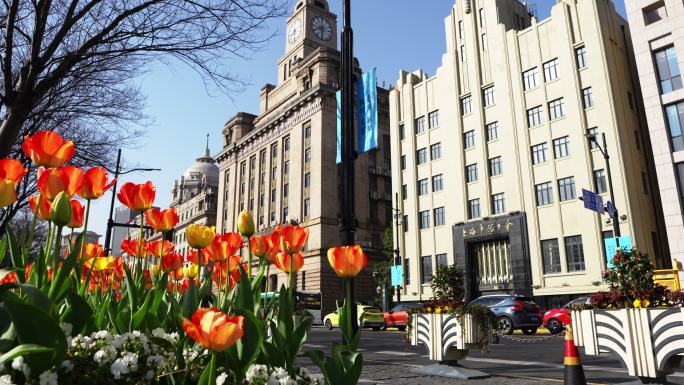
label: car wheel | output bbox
[325,319,333,330]
[397,325,407,331]
[497,317,514,335]
[522,328,537,335]
[546,319,564,334]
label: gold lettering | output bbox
[505,220,514,232]
[469,228,477,236]
[487,224,495,233]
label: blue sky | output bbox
[86,0,627,239]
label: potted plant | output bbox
[571,248,684,383]
[407,265,493,379]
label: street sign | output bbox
[604,236,633,268]
[582,189,604,214]
[606,200,617,219]
[390,265,403,287]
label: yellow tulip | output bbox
[186,224,216,249]
[184,264,199,279]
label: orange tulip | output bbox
[37,166,84,200]
[120,239,147,258]
[110,257,125,280]
[182,307,244,352]
[79,243,104,263]
[170,268,185,281]
[274,251,304,274]
[0,159,27,184]
[28,195,52,221]
[187,249,210,266]
[145,208,179,232]
[204,233,243,262]
[249,235,269,258]
[212,261,243,291]
[117,181,155,211]
[146,240,174,257]
[263,233,281,264]
[0,272,18,286]
[0,179,18,208]
[67,200,85,229]
[78,167,116,200]
[327,245,368,279]
[161,253,184,272]
[22,131,75,168]
[277,225,309,254]
[177,279,190,294]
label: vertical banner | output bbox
[336,90,342,164]
[357,68,378,154]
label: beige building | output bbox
[625,0,684,263]
[390,0,667,308]
[214,0,392,315]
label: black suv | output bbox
[471,294,543,335]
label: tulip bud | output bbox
[51,191,72,227]
[237,210,255,238]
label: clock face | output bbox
[311,16,333,41]
[288,18,302,44]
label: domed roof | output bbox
[183,138,219,184]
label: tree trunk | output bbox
[0,106,31,158]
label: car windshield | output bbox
[363,307,382,313]
[516,297,538,306]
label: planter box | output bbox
[572,308,684,380]
[410,313,485,362]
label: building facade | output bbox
[214,0,392,315]
[625,0,684,263]
[390,0,667,308]
[111,206,136,257]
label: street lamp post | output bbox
[103,149,161,255]
[586,131,621,242]
[393,193,402,304]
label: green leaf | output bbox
[233,310,263,375]
[123,263,139,319]
[132,293,152,330]
[6,228,23,270]
[63,292,93,335]
[198,353,217,385]
[115,308,131,333]
[235,265,255,312]
[1,301,67,374]
[48,233,82,302]
[0,238,7,267]
[19,284,50,311]
[181,282,199,319]
[0,344,54,365]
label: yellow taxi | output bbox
[323,305,385,331]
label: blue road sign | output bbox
[391,265,403,287]
[604,236,633,268]
[606,201,617,219]
[582,189,604,214]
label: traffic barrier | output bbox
[564,325,586,385]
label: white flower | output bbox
[246,364,269,382]
[312,376,325,385]
[146,355,165,367]
[60,360,74,372]
[38,370,58,385]
[299,367,310,379]
[110,352,139,379]
[11,356,30,376]
[0,374,14,385]
[216,372,228,385]
[145,370,155,380]
[59,323,73,337]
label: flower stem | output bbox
[52,225,64,278]
[24,194,42,266]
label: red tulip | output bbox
[22,131,75,168]
[327,245,368,279]
[249,235,269,258]
[120,239,147,258]
[0,179,18,208]
[263,233,281,264]
[145,208,179,232]
[67,200,85,229]
[274,251,304,274]
[0,159,27,184]
[117,181,155,211]
[78,167,116,200]
[146,240,174,257]
[204,233,243,262]
[161,253,184,273]
[276,225,309,254]
[37,166,84,200]
[182,308,244,352]
[79,243,104,263]
[28,195,52,221]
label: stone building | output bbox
[390,0,667,308]
[214,0,392,316]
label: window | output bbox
[271,189,276,202]
[594,169,607,194]
[461,95,472,115]
[565,235,585,271]
[464,131,475,149]
[548,98,565,120]
[418,179,429,195]
[553,136,570,159]
[430,143,442,160]
[466,164,478,183]
[642,172,649,195]
[479,8,485,27]
[304,172,310,188]
[460,45,466,62]
[480,33,488,51]
[259,193,264,207]
[486,122,499,141]
[436,254,448,268]
[429,111,439,129]
[399,124,405,140]
[543,58,560,82]
[304,124,311,138]
[415,116,426,134]
[558,176,576,201]
[434,207,445,226]
[432,174,444,192]
[468,199,481,219]
[527,105,544,127]
[271,167,278,180]
[284,161,289,175]
[588,127,599,150]
[272,144,278,158]
[489,156,502,176]
[576,46,587,69]
[283,207,289,220]
[304,148,311,163]
[536,182,554,206]
[403,215,409,233]
[284,137,290,152]
[582,87,594,109]
[283,183,289,197]
[458,20,464,39]
[400,155,406,170]
[401,184,407,199]
[492,193,505,214]
[643,1,668,25]
[531,143,548,165]
[421,256,433,284]
[655,46,682,94]
[665,102,684,152]
[541,239,561,274]
[523,67,539,91]
[404,257,410,284]
[416,148,428,165]
[483,86,495,107]
[303,198,310,217]
[270,211,276,224]
[677,163,684,209]
[419,210,431,229]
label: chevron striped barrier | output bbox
[410,313,485,362]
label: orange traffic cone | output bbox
[564,325,586,385]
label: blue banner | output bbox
[357,68,378,154]
[336,90,342,164]
[391,265,403,287]
[604,236,633,268]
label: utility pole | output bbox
[587,131,621,245]
[393,193,402,304]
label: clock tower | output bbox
[279,0,337,85]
